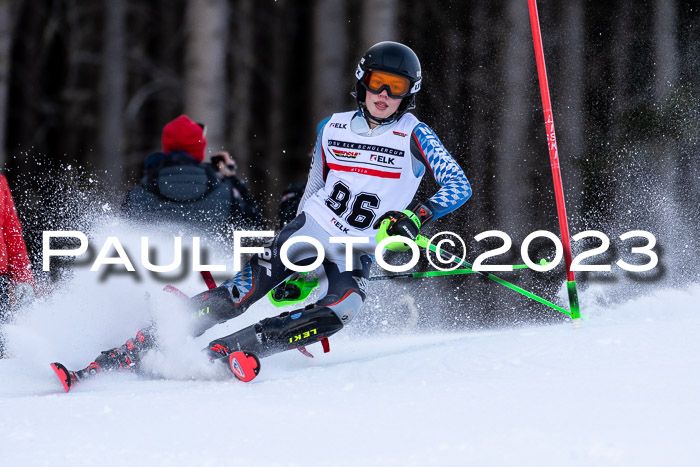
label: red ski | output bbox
[50,361,100,392]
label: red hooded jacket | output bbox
[0,175,35,286]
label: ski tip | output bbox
[50,362,73,392]
[228,351,260,383]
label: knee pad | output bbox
[322,292,364,325]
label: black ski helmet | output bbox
[353,41,422,124]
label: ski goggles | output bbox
[362,70,412,98]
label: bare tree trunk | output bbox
[265,4,286,213]
[98,0,126,182]
[558,0,585,221]
[653,0,678,101]
[153,0,185,140]
[63,2,101,167]
[466,2,494,233]
[653,0,681,282]
[611,0,635,122]
[312,0,347,126]
[184,0,229,158]
[0,0,16,167]
[360,0,397,51]
[496,0,531,234]
[231,0,254,174]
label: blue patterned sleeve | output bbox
[411,123,472,220]
[297,118,330,214]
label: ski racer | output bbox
[60,41,473,383]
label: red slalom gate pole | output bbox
[527,0,581,322]
[200,270,217,290]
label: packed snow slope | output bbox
[2,277,699,466]
[1,225,699,466]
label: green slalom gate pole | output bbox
[528,0,581,323]
[414,235,572,319]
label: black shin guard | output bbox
[207,305,344,359]
[188,285,241,336]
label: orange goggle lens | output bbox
[363,70,411,97]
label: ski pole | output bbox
[414,235,572,318]
[267,264,540,307]
[369,261,543,282]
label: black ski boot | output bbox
[206,305,344,360]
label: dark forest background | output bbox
[0,0,697,314]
